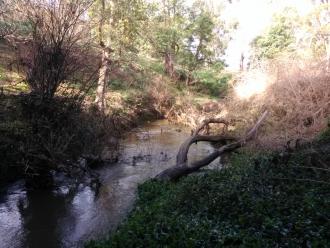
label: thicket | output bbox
[0,0,110,187]
[221,5,330,148]
[0,93,118,187]
[222,57,330,149]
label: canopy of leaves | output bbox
[303,3,330,58]
[251,13,296,60]
[178,8,216,72]
[89,0,148,61]
[148,1,232,68]
[147,0,187,56]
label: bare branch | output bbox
[9,0,97,99]
[156,111,269,181]
[193,117,229,136]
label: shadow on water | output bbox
[18,190,73,248]
[0,120,219,248]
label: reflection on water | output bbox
[0,120,219,248]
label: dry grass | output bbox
[148,75,228,128]
[223,57,330,148]
[148,75,176,115]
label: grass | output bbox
[87,135,330,248]
[0,40,27,94]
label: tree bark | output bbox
[94,0,110,111]
[95,47,110,110]
[176,118,230,165]
[164,51,175,77]
[155,111,268,181]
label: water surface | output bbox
[0,120,219,248]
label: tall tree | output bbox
[251,9,298,62]
[178,0,232,84]
[92,0,147,110]
[94,0,110,110]
[146,0,233,81]
[304,3,330,69]
[148,0,186,78]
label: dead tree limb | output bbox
[176,118,230,165]
[193,118,229,136]
[155,111,268,181]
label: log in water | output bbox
[0,120,220,248]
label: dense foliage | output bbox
[251,4,330,65]
[251,11,297,60]
[0,94,115,186]
[88,136,330,247]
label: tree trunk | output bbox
[95,47,110,110]
[240,52,245,71]
[94,0,110,111]
[185,72,193,86]
[164,51,175,78]
[155,111,268,181]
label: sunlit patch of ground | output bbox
[0,41,27,94]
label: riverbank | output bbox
[0,91,163,187]
[0,81,218,188]
[0,39,225,188]
[87,131,330,247]
[0,119,219,248]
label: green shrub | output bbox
[149,61,165,74]
[109,79,126,91]
[87,148,330,248]
[193,69,231,97]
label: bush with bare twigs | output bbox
[8,0,97,99]
[223,57,330,148]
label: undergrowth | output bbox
[0,94,118,186]
[87,135,330,247]
[223,57,330,148]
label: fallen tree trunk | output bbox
[155,111,268,181]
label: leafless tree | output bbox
[0,0,17,39]
[11,0,97,99]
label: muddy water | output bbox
[0,120,219,248]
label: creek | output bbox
[0,120,220,248]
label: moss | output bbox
[87,146,330,248]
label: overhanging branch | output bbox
[156,111,269,181]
